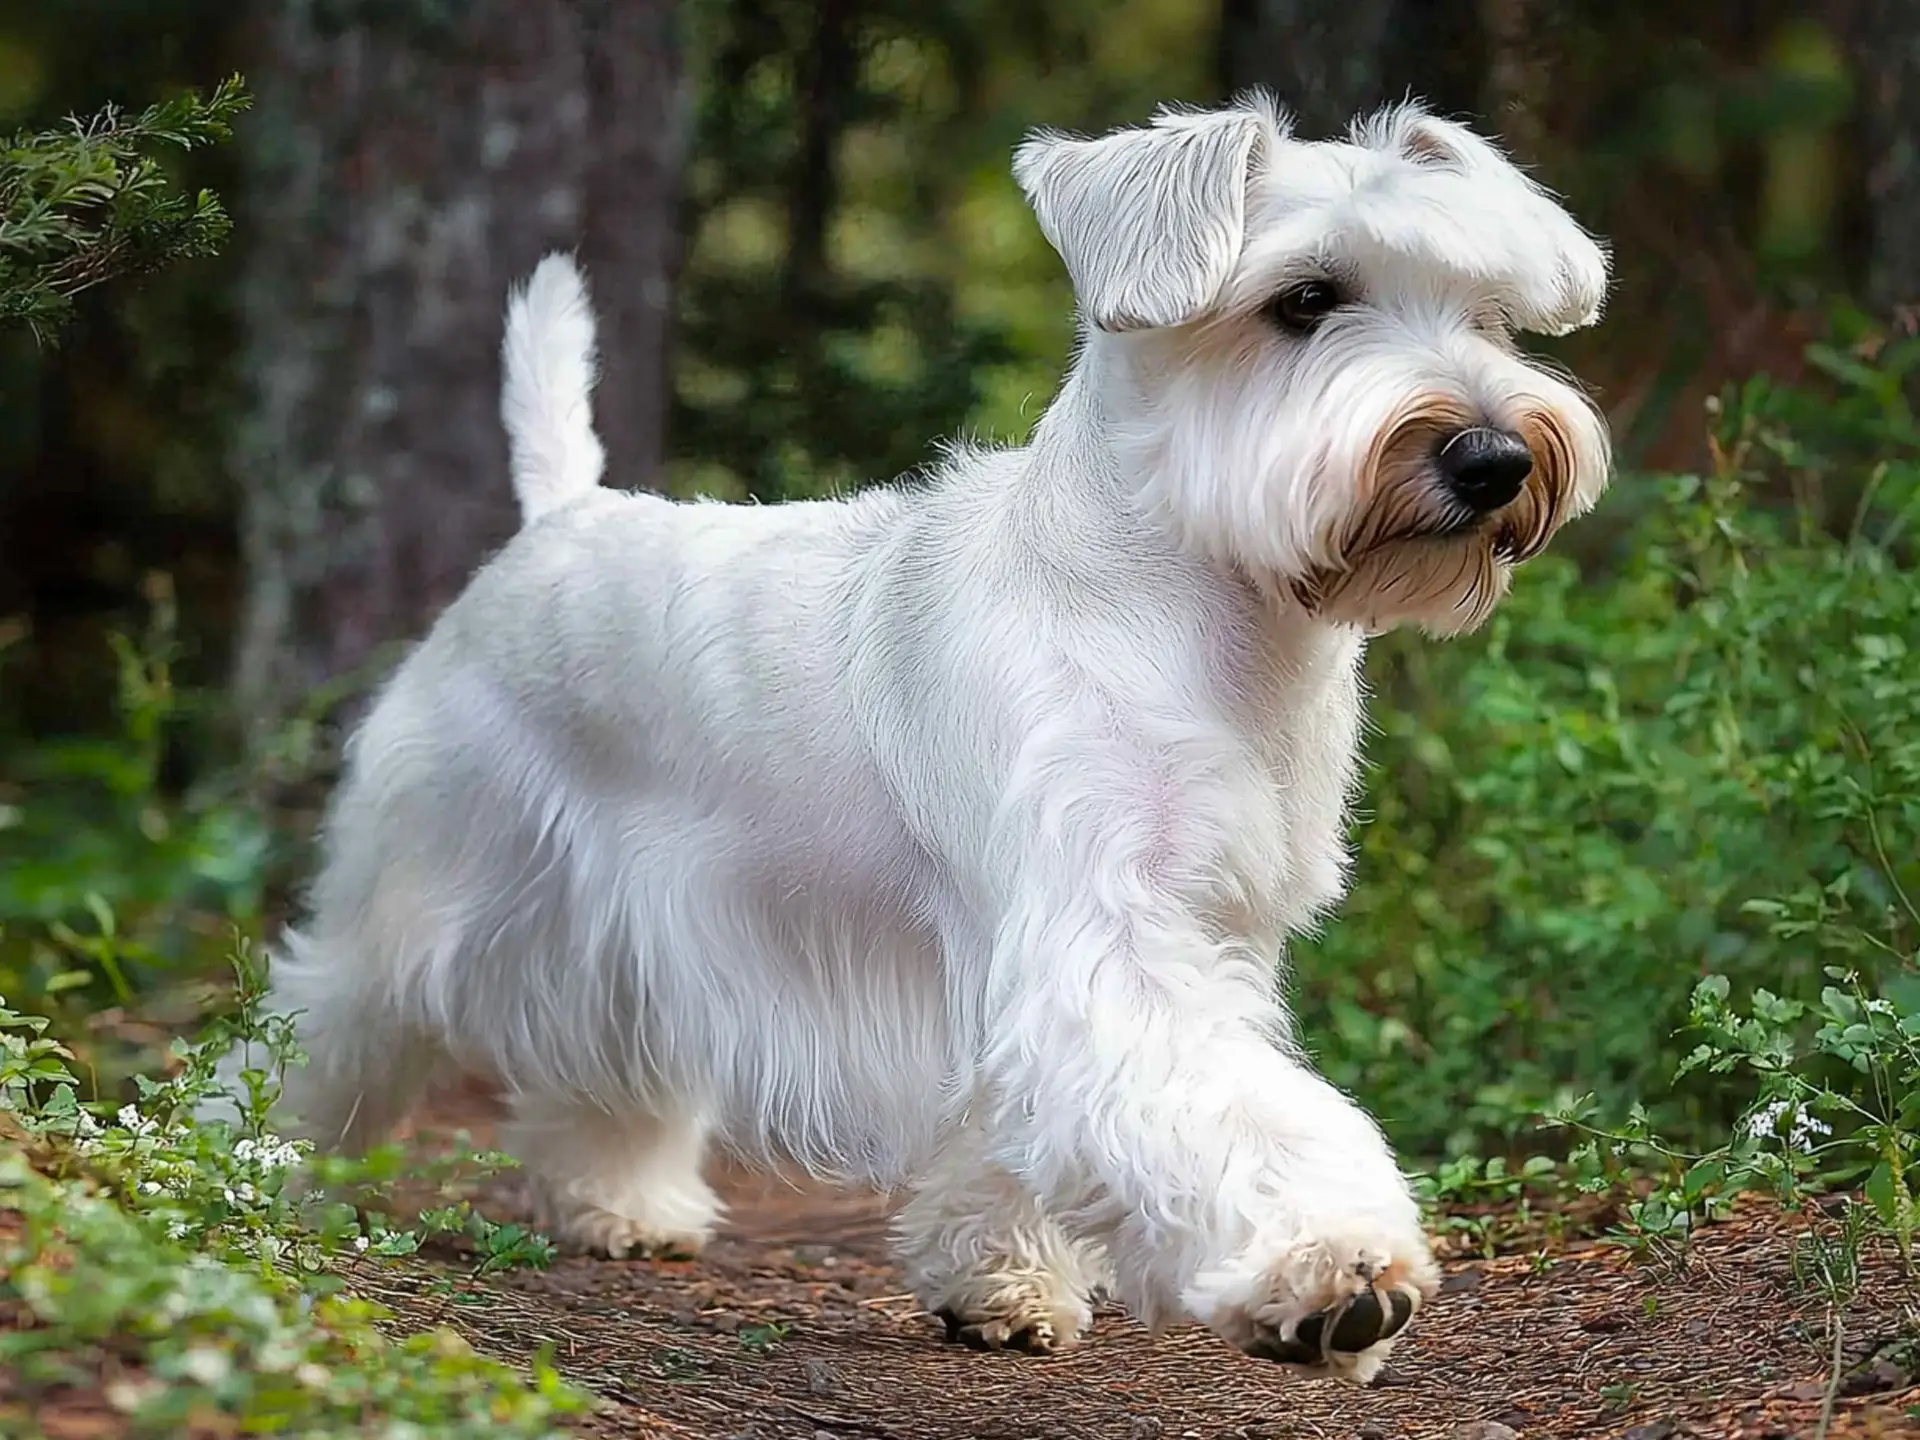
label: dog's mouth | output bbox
[1423,473,1561,566]
[1444,514,1525,562]
[1421,506,1507,549]
[1352,488,1535,562]
[1490,524,1524,563]
[1286,483,1550,632]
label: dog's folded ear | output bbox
[1014,106,1270,334]
[1353,105,1611,339]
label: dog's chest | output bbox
[1206,613,1368,931]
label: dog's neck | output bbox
[1022,326,1362,668]
[1020,332,1135,506]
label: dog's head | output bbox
[1015,95,1613,635]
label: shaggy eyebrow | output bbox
[1224,257,1365,318]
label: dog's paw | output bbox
[548,1202,710,1261]
[928,1271,1094,1356]
[1242,1277,1421,1375]
[1190,1227,1438,1384]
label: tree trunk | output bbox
[230,0,685,753]
[1846,0,1920,320]
[1217,0,1488,136]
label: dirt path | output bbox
[372,1100,1920,1440]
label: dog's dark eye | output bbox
[1267,281,1346,333]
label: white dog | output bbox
[247,94,1611,1383]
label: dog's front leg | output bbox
[973,874,1438,1380]
[892,1111,1113,1354]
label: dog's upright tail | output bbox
[500,252,606,526]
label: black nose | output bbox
[1436,428,1534,513]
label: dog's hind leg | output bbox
[503,1091,722,1258]
[893,1114,1111,1354]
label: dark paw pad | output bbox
[1246,1284,1419,1367]
[935,1307,1061,1355]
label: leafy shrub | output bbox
[1528,966,1917,1276]
[1295,328,1920,1163]
[0,574,274,1035]
[0,956,589,1437]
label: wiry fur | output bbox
[239,95,1613,1382]
[500,253,606,525]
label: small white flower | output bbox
[1865,997,1895,1016]
[178,1345,231,1386]
[104,1376,159,1413]
[166,1220,191,1240]
[115,1104,157,1137]
[140,1180,162,1195]
[353,1235,370,1253]
[1789,1112,1832,1149]
[1744,1098,1831,1153]
[74,1111,102,1138]
[234,1134,301,1171]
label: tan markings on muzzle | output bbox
[1499,408,1580,562]
[1289,395,1580,623]
[1291,392,1476,614]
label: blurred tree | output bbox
[1216,0,1486,134]
[670,0,1013,501]
[230,0,685,749]
[0,0,249,749]
[1841,0,1920,319]
[0,0,1887,755]
[668,0,1221,503]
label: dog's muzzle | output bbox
[1435,427,1533,514]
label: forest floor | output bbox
[7,1078,1918,1440]
[360,1090,1920,1440]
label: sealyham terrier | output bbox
[247,93,1611,1383]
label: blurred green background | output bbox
[0,0,1914,1166]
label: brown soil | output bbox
[359,1094,1920,1440]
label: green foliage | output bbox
[673,0,1015,500]
[1536,965,1918,1284]
[738,1320,790,1354]
[0,956,591,1437]
[0,74,246,342]
[1410,1152,1576,1258]
[0,573,274,1031]
[1295,329,1920,1162]
[1790,1195,1873,1310]
[1681,969,1916,1258]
